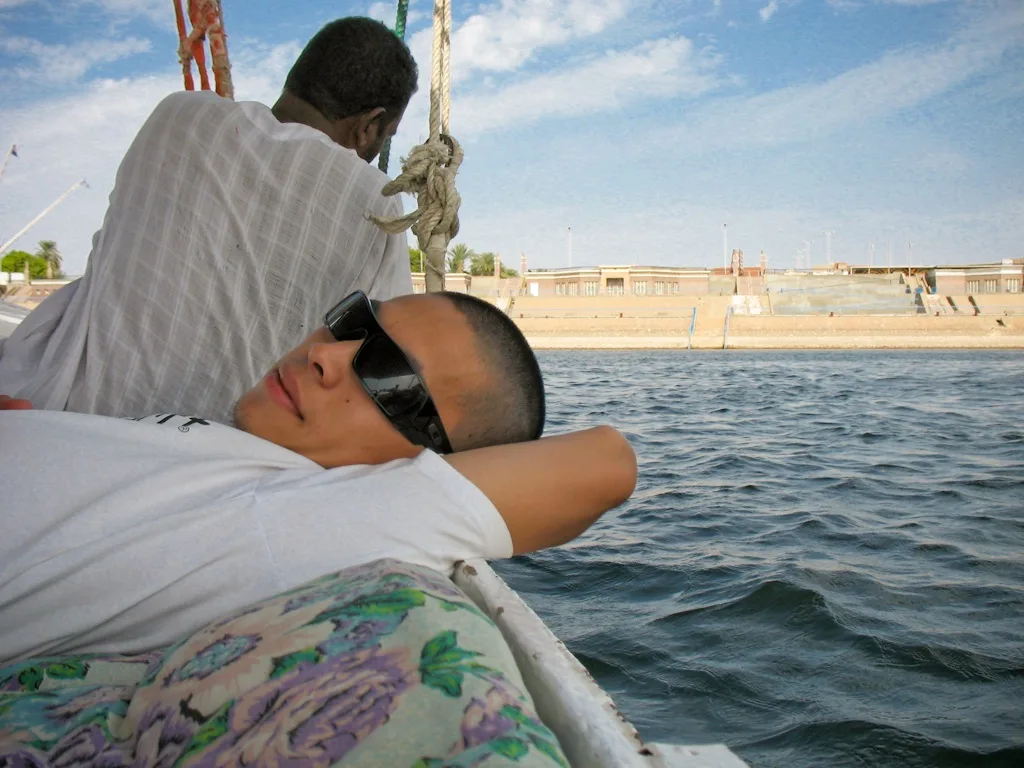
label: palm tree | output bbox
[36,240,62,279]
[446,243,473,274]
[409,247,424,273]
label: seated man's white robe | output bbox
[0,91,412,425]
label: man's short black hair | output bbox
[285,17,418,122]
[440,292,545,451]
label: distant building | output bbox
[409,258,1024,298]
[932,259,1022,295]
[523,265,727,297]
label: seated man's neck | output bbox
[272,92,338,142]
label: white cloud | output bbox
[827,0,956,9]
[0,36,151,83]
[409,0,630,80]
[665,2,1024,153]
[368,1,395,23]
[72,0,168,23]
[759,1,779,22]
[367,0,427,26]
[453,37,723,134]
[391,0,636,155]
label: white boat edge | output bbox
[454,559,750,768]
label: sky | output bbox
[0,0,1022,276]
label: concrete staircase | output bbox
[690,296,732,349]
[766,274,917,315]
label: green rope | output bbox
[377,0,410,175]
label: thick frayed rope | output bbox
[371,0,458,291]
[369,135,463,284]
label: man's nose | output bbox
[307,339,360,388]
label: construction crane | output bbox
[0,179,89,256]
[0,145,17,185]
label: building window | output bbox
[672,283,680,294]
[606,278,624,295]
[967,279,980,294]
[569,282,579,296]
[633,281,648,295]
[584,281,597,296]
[984,279,998,293]
[555,283,564,295]
[654,281,666,295]
[1007,278,1021,293]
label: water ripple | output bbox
[495,350,1024,768]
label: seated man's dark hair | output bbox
[285,17,418,123]
[441,292,546,451]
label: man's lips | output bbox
[266,367,301,419]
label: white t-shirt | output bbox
[0,411,512,663]
[0,91,412,425]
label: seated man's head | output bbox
[234,292,545,468]
[276,17,418,163]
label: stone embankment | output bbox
[508,295,1024,350]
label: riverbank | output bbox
[4,285,1023,349]
[524,333,1024,349]
[512,295,1024,349]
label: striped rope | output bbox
[378,0,410,174]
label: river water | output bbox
[494,350,1023,768]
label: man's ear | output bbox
[354,107,387,154]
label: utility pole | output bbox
[723,223,728,270]
[567,226,572,268]
[908,241,913,263]
[887,239,892,273]
[802,240,813,271]
[869,242,875,270]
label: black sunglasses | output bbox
[324,291,453,454]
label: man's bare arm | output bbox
[444,426,637,555]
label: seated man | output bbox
[0,292,637,663]
[0,18,418,426]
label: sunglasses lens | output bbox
[356,335,428,416]
[326,293,372,341]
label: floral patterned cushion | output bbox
[0,558,568,767]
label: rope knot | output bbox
[369,134,463,277]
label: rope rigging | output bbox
[371,0,462,294]
[377,0,410,175]
[173,0,233,100]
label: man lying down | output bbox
[0,291,637,664]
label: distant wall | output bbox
[510,296,697,318]
[725,314,1022,349]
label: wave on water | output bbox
[496,350,1024,768]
